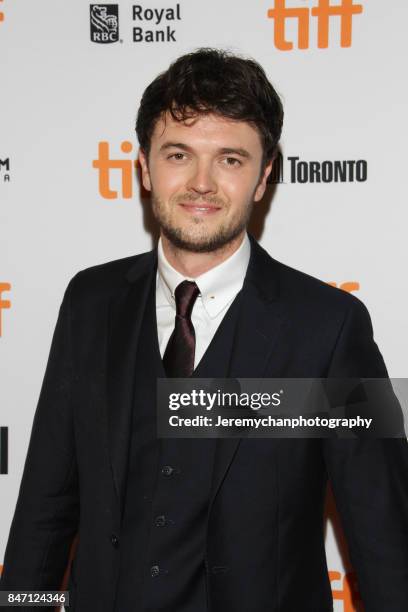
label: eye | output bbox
[168,152,187,161]
[223,157,241,167]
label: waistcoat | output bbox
[114,272,243,612]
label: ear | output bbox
[138,148,152,191]
[254,159,273,202]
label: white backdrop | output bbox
[1,1,407,610]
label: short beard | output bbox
[151,193,254,253]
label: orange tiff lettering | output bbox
[330,570,362,611]
[267,0,363,50]
[327,281,360,294]
[92,141,136,199]
[0,0,4,23]
[327,281,360,293]
[0,282,11,337]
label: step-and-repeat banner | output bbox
[1,1,407,610]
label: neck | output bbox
[161,231,246,278]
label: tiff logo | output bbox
[92,141,150,200]
[0,283,11,337]
[328,281,360,294]
[0,0,4,24]
[329,570,362,611]
[267,0,363,50]
[92,141,136,199]
[0,427,8,474]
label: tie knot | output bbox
[174,280,200,319]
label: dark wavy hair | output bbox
[135,48,284,168]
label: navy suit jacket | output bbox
[1,234,408,611]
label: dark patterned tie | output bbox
[163,280,200,377]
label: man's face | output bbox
[138,111,273,252]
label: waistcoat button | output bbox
[155,515,166,527]
[150,564,160,578]
[161,465,174,476]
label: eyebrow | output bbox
[159,142,252,158]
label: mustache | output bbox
[173,193,226,207]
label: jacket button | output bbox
[150,564,160,578]
[161,465,174,476]
[155,515,167,527]
[111,534,119,548]
[211,566,229,575]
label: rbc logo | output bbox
[90,4,119,44]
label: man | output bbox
[1,48,407,612]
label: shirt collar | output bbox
[157,232,251,319]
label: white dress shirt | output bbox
[156,232,251,369]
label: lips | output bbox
[179,202,221,214]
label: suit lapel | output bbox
[106,250,157,513]
[208,234,288,513]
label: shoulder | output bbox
[64,249,156,304]
[276,257,361,308]
[277,256,372,330]
[250,237,370,326]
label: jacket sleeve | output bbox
[0,275,80,603]
[323,298,408,611]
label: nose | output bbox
[186,159,217,196]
